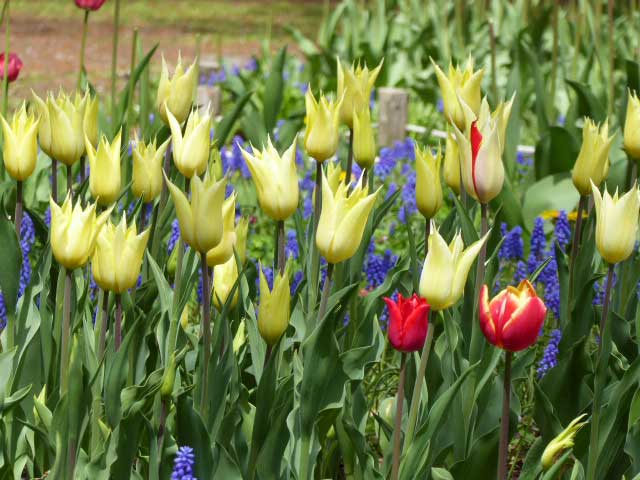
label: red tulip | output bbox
[384,294,430,352]
[0,53,23,82]
[479,280,547,352]
[74,0,107,10]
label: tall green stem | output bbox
[569,195,587,305]
[60,268,73,395]
[498,351,513,480]
[151,144,173,261]
[390,353,406,480]
[110,0,121,119]
[199,252,211,415]
[14,179,22,236]
[2,0,9,119]
[318,263,334,322]
[489,20,498,103]
[97,290,109,359]
[276,219,285,275]
[78,10,89,89]
[550,0,559,120]
[114,294,122,351]
[607,0,615,117]
[470,203,489,362]
[309,161,323,308]
[345,128,354,184]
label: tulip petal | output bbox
[501,296,547,351]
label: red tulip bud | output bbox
[75,0,107,11]
[479,280,547,352]
[0,53,23,82]
[384,294,430,352]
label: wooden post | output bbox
[378,87,408,147]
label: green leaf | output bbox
[213,91,253,147]
[566,80,606,123]
[534,129,580,180]
[0,218,22,315]
[263,46,287,133]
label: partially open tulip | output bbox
[479,280,547,352]
[156,55,197,125]
[384,294,430,352]
[304,89,342,162]
[625,90,640,160]
[165,171,226,253]
[591,181,640,264]
[541,414,588,470]
[206,193,237,267]
[212,217,248,310]
[316,171,380,264]
[240,136,299,221]
[83,94,99,149]
[0,53,23,82]
[353,107,376,169]
[86,130,121,206]
[419,226,489,310]
[45,91,87,166]
[168,107,210,178]
[572,118,614,196]
[91,215,150,293]
[258,264,290,346]
[75,0,107,10]
[337,58,383,128]
[431,56,484,130]
[132,137,170,202]
[415,144,443,219]
[50,196,112,270]
[0,104,39,181]
[31,92,54,158]
[443,131,460,194]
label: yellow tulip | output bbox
[165,171,226,253]
[572,118,614,196]
[83,94,99,149]
[49,196,112,270]
[327,161,344,192]
[0,104,39,181]
[91,215,150,293]
[431,56,484,130]
[624,90,640,160]
[443,131,460,194]
[167,107,210,179]
[419,226,489,310]
[132,137,170,202]
[31,91,54,158]
[304,89,342,162]
[156,54,197,125]
[206,193,238,267]
[240,136,299,221]
[353,107,376,169]
[316,170,380,264]
[258,263,290,346]
[235,216,249,265]
[86,130,122,206]
[591,181,640,264]
[541,414,588,470]
[48,91,87,166]
[415,144,443,219]
[336,58,383,128]
[213,257,239,311]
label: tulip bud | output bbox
[479,280,547,351]
[0,53,23,82]
[83,94,99,149]
[240,136,299,221]
[213,257,239,311]
[625,90,640,161]
[50,196,112,270]
[443,131,461,194]
[33,386,52,430]
[431,56,484,131]
[0,104,39,181]
[419,226,489,311]
[304,89,342,162]
[31,91,53,158]
[337,58,383,128]
[160,352,177,400]
[353,107,376,169]
[384,293,430,352]
[572,118,614,196]
[235,216,249,265]
[258,263,290,346]
[132,137,169,203]
[86,130,122,206]
[233,321,246,354]
[157,55,197,125]
[541,414,588,470]
[210,146,224,181]
[377,397,395,452]
[415,144,443,219]
[75,0,107,10]
[165,171,226,253]
[316,170,380,264]
[48,91,87,166]
[591,181,640,264]
[206,193,237,267]
[91,214,150,293]
[168,107,210,178]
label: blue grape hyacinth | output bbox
[171,446,197,480]
[537,329,562,378]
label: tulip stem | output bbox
[110,0,121,119]
[310,160,323,308]
[14,179,22,236]
[150,145,172,262]
[587,262,615,480]
[403,317,434,452]
[276,220,285,275]
[52,159,58,203]
[498,350,513,480]
[569,195,587,304]
[60,268,73,395]
[2,0,9,120]
[390,353,406,480]
[97,289,109,359]
[362,167,369,188]
[114,293,122,352]
[199,252,212,416]
[345,127,354,185]
[550,0,559,118]
[318,263,334,322]
[424,217,430,256]
[607,0,614,118]
[489,20,498,104]
[157,398,168,455]
[470,203,489,363]
[78,9,89,89]
[66,164,73,200]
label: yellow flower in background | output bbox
[83,94,99,149]
[156,54,197,125]
[591,181,640,264]
[624,90,640,160]
[235,216,250,265]
[167,107,210,179]
[337,57,383,128]
[47,91,87,166]
[304,89,342,162]
[132,137,170,202]
[316,170,380,264]
[353,107,376,169]
[443,131,460,194]
[240,136,299,221]
[419,226,489,310]
[541,414,588,470]
[258,263,290,346]
[206,193,238,267]
[415,144,443,219]
[165,171,226,253]
[49,196,112,270]
[86,130,122,206]
[431,56,484,130]
[0,104,39,181]
[572,118,614,196]
[91,215,150,293]
[213,257,239,311]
